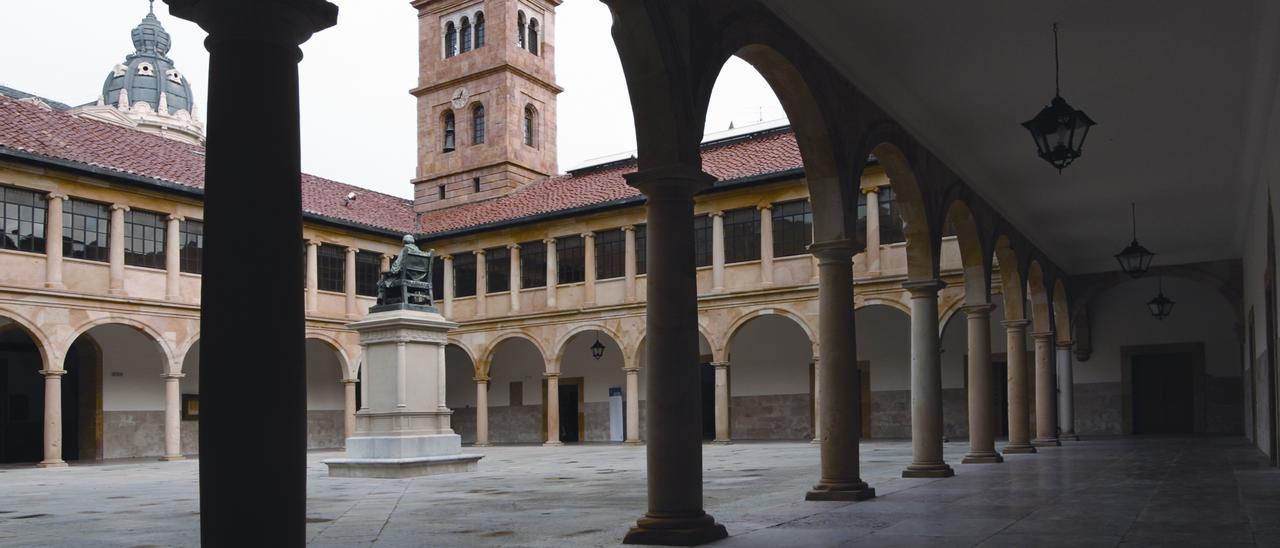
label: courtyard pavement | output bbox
[0,437,1276,547]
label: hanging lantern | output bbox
[1114,203,1155,278]
[590,332,605,360]
[1147,278,1175,320]
[1022,23,1096,172]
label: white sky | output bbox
[0,0,785,199]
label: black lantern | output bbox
[590,332,605,360]
[1022,23,1096,172]
[1147,278,1175,320]
[1114,203,1155,278]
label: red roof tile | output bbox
[0,93,416,235]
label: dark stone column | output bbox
[163,1,336,546]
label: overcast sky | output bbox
[0,1,786,199]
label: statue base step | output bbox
[324,454,482,479]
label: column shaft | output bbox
[811,358,821,444]
[864,189,881,272]
[162,373,185,460]
[624,367,641,444]
[1033,332,1060,446]
[1057,342,1078,440]
[165,215,182,300]
[37,369,66,468]
[44,194,66,289]
[344,247,357,318]
[475,378,491,446]
[545,238,557,307]
[342,379,357,442]
[1002,320,1036,453]
[305,241,318,313]
[961,304,1002,464]
[544,373,562,446]
[759,206,774,286]
[711,211,725,292]
[509,244,521,312]
[475,250,487,317]
[902,280,953,477]
[109,204,128,295]
[712,362,730,443]
[442,255,454,317]
[583,233,597,305]
[623,226,637,302]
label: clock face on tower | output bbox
[451,87,469,109]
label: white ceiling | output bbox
[764,1,1272,273]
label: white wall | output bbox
[488,338,544,407]
[180,340,199,394]
[98,324,166,412]
[727,314,811,396]
[305,339,344,411]
[856,305,911,391]
[445,344,476,408]
[559,331,625,403]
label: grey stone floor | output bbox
[0,436,1275,547]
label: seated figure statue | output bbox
[373,235,436,312]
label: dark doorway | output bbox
[700,362,714,440]
[0,327,43,463]
[993,361,1009,437]
[1131,352,1195,434]
[557,379,580,443]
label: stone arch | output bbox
[481,331,548,378]
[446,338,480,377]
[938,296,968,337]
[855,297,912,318]
[943,198,991,303]
[551,324,626,367]
[720,306,815,361]
[863,136,937,282]
[993,235,1026,322]
[630,326,719,367]
[65,316,176,373]
[176,334,200,372]
[0,307,54,367]
[1027,260,1051,334]
[1053,279,1071,344]
[304,332,352,379]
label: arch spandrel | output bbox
[943,198,992,304]
[0,307,55,369]
[551,324,626,368]
[720,306,816,362]
[1026,260,1051,334]
[65,316,178,374]
[481,331,548,377]
[993,235,1026,322]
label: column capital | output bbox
[581,232,595,240]
[46,192,68,201]
[708,210,724,218]
[39,369,67,377]
[1031,331,1056,341]
[961,303,997,317]
[474,249,486,257]
[543,237,556,245]
[1055,340,1075,349]
[756,204,772,212]
[1001,319,1031,330]
[861,185,882,195]
[111,203,130,212]
[902,278,946,296]
[165,0,338,48]
[305,239,320,248]
[807,239,855,262]
[441,253,453,261]
[382,253,395,261]
[167,214,185,222]
[507,243,521,250]
[621,225,635,233]
[345,246,359,254]
[623,164,715,198]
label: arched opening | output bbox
[72,323,168,460]
[472,104,485,145]
[444,21,457,58]
[517,11,526,50]
[937,299,1002,441]
[474,12,486,48]
[725,314,813,440]
[459,16,472,53]
[304,338,345,449]
[634,330,712,439]
[444,343,477,444]
[856,304,911,438]
[523,105,536,147]
[528,18,540,56]
[179,339,200,456]
[486,336,545,444]
[443,110,456,152]
[866,143,936,282]
[0,317,52,463]
[556,329,625,442]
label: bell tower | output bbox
[411,0,563,213]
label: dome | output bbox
[100,4,194,117]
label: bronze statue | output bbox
[373,235,437,312]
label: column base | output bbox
[622,512,728,546]
[809,438,821,445]
[902,463,954,478]
[1002,443,1037,454]
[543,440,564,447]
[471,443,492,447]
[624,440,644,446]
[36,460,67,468]
[1032,437,1061,447]
[44,282,66,290]
[805,481,875,501]
[1060,432,1080,441]
[711,439,732,445]
[961,452,1004,464]
[159,455,187,462]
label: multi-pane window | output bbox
[317,244,345,292]
[855,191,868,253]
[528,19,540,55]
[124,209,166,269]
[723,207,761,263]
[517,11,526,49]
[475,12,486,48]
[63,198,110,262]
[692,215,712,267]
[444,22,457,58]
[179,218,203,274]
[453,253,476,297]
[0,185,46,253]
[431,255,444,300]
[634,224,647,275]
[879,187,906,245]
[520,240,546,288]
[355,250,382,297]
[486,246,510,293]
[556,236,585,284]
[523,105,536,147]
[595,229,625,280]
[472,104,485,145]
[460,17,472,53]
[772,200,812,258]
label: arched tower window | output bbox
[472,104,486,145]
[444,22,458,58]
[517,11,526,50]
[475,12,486,48]
[528,19,540,56]
[523,105,536,147]
[443,110,456,152]
[460,17,472,53]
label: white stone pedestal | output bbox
[325,308,481,478]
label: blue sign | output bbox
[608,387,622,397]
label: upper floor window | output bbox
[594,229,625,280]
[528,18,540,56]
[179,218,203,274]
[523,105,536,147]
[556,236,585,284]
[486,246,510,293]
[635,224,647,275]
[855,191,868,253]
[63,198,110,263]
[475,12,486,48]
[724,207,760,263]
[355,250,382,297]
[472,104,486,145]
[0,184,46,254]
[692,215,712,268]
[879,187,905,245]
[517,11,526,49]
[453,252,477,297]
[317,244,345,292]
[124,209,166,269]
[520,240,546,288]
[460,17,472,53]
[444,22,458,58]
[431,255,445,300]
[443,110,456,152]
[772,199,812,258]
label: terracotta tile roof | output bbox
[0,93,416,235]
[420,128,802,235]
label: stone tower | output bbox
[411,0,563,213]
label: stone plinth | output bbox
[325,308,481,478]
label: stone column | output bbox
[961,304,1002,464]
[622,166,727,545]
[545,238,558,307]
[344,246,358,319]
[544,372,562,446]
[442,254,454,317]
[1002,319,1036,453]
[305,240,319,314]
[583,232,597,305]
[165,215,183,300]
[864,188,881,273]
[475,249,487,317]
[37,369,67,468]
[508,244,521,313]
[108,204,128,296]
[712,361,730,444]
[44,193,66,289]
[380,253,391,273]
[342,378,357,442]
[810,357,821,444]
[1032,331,1060,447]
[1057,341,1079,441]
[710,211,725,292]
[475,376,491,446]
[166,0,337,542]
[759,205,774,286]
[805,240,875,501]
[162,372,186,461]
[624,366,641,444]
[902,279,953,478]
[623,225,637,302]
